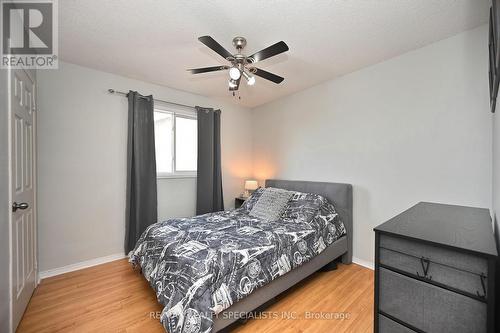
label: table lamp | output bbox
[244,180,258,198]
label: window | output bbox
[154,107,197,177]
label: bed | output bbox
[130,179,353,333]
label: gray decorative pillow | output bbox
[240,187,265,212]
[281,191,327,223]
[249,187,293,221]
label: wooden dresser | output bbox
[374,202,498,333]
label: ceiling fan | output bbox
[188,36,289,92]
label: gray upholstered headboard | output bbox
[265,179,353,264]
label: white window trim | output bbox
[155,104,197,179]
[157,173,197,179]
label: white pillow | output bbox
[249,187,293,221]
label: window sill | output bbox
[157,174,197,180]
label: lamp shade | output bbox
[244,180,258,191]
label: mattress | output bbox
[129,198,346,333]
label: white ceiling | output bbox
[59,0,489,108]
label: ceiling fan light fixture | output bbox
[243,71,256,86]
[228,78,238,88]
[229,67,241,80]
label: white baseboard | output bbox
[352,256,374,270]
[38,253,126,281]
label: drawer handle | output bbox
[476,273,487,299]
[416,257,432,280]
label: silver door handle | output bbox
[12,202,29,212]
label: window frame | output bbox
[154,104,197,179]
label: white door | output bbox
[10,68,37,331]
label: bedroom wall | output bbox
[251,25,492,266]
[37,61,253,272]
[0,69,10,333]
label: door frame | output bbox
[7,67,38,333]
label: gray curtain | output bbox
[196,107,224,214]
[125,91,157,253]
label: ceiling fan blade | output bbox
[253,68,285,84]
[188,65,228,74]
[198,36,233,60]
[248,41,289,63]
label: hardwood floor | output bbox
[17,259,374,333]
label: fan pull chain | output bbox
[231,91,242,100]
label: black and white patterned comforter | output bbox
[129,193,346,333]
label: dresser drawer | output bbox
[379,314,416,333]
[379,267,486,332]
[380,234,487,275]
[379,247,488,298]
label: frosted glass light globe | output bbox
[229,67,241,80]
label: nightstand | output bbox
[235,197,247,209]
[374,202,497,333]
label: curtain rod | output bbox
[107,89,195,110]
